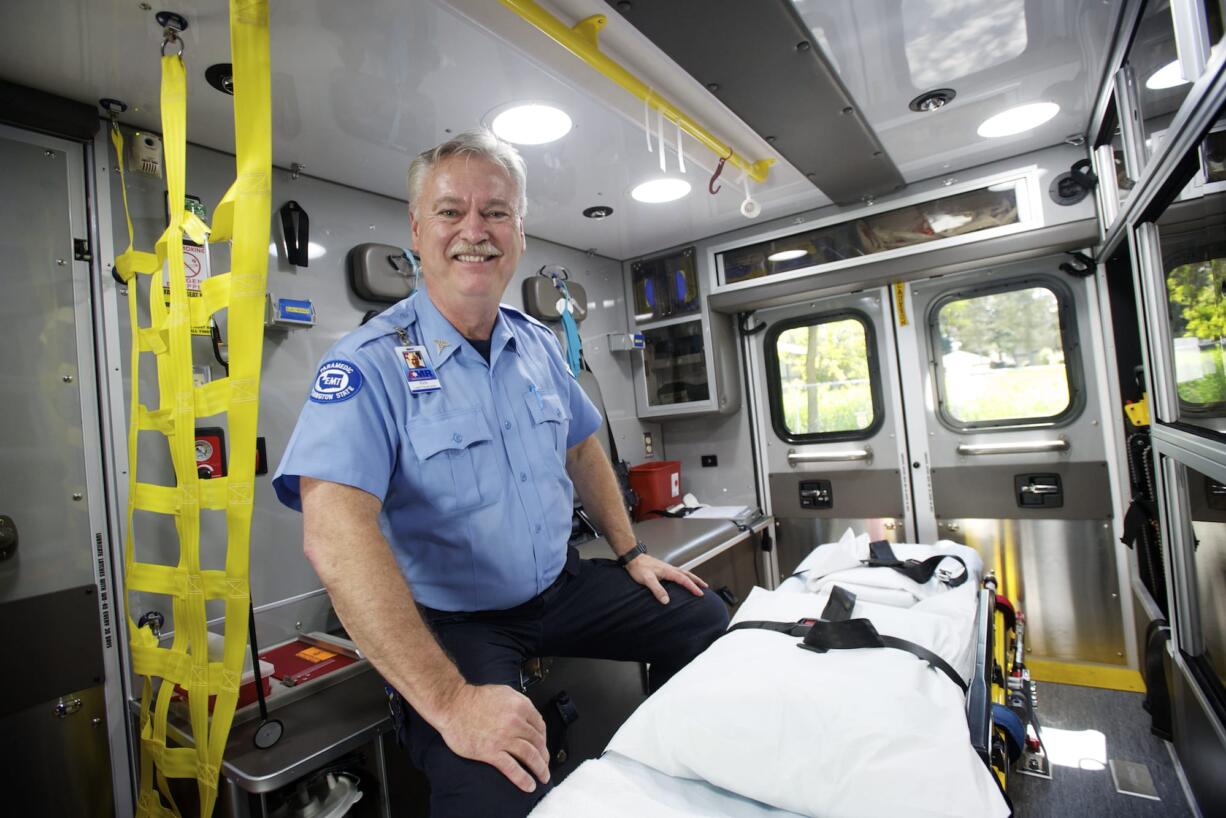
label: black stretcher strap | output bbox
[865,540,969,588]
[800,618,968,694]
[793,540,969,588]
[726,600,968,695]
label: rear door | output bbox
[748,289,913,577]
[900,260,1130,674]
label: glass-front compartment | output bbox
[1130,0,1194,165]
[1182,465,1226,699]
[718,183,1021,285]
[631,247,700,323]
[1158,126,1226,432]
[642,320,709,407]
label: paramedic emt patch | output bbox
[310,360,364,404]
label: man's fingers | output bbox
[492,751,538,793]
[644,572,670,604]
[509,736,552,784]
[687,569,710,589]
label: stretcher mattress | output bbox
[530,530,1009,818]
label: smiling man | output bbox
[272,130,728,818]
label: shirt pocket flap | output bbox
[406,409,493,460]
[525,390,571,425]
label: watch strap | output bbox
[617,541,648,566]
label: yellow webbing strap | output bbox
[116,3,271,817]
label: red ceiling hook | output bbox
[708,149,733,195]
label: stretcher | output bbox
[531,530,1034,818]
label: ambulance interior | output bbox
[1,0,1225,816]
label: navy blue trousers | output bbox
[393,548,730,818]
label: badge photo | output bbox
[310,360,364,403]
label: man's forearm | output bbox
[566,436,636,557]
[301,477,463,726]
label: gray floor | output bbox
[1010,683,1196,817]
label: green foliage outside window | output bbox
[936,287,1071,423]
[775,318,874,435]
[1166,257,1226,406]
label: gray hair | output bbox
[407,129,528,221]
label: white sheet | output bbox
[531,752,805,818]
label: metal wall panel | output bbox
[931,461,1113,521]
[0,132,93,604]
[0,685,114,818]
[941,518,1127,665]
[769,469,905,519]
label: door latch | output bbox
[1015,474,1063,508]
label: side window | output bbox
[932,282,1078,427]
[766,312,882,442]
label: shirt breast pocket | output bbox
[405,409,495,513]
[524,389,571,457]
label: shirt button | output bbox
[504,421,512,430]
[555,408,562,417]
[535,524,542,533]
[520,472,528,482]
[452,432,462,444]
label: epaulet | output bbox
[500,302,552,333]
[339,300,415,355]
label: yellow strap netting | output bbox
[113,2,271,815]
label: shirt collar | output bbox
[411,287,518,369]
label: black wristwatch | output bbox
[616,541,648,566]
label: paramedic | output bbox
[272,129,729,818]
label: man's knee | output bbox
[413,724,551,818]
[673,585,731,647]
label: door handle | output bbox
[956,437,1069,456]
[788,446,873,466]
[1020,483,1060,495]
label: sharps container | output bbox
[628,460,681,521]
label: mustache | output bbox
[447,241,503,258]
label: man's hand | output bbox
[436,683,551,793]
[624,553,708,604]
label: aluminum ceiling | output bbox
[0,0,1121,260]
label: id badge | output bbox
[395,345,441,394]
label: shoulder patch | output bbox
[310,360,365,404]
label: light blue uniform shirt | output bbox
[273,288,602,611]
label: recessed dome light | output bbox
[490,104,572,145]
[768,249,808,262]
[976,102,1060,138]
[1146,60,1189,91]
[631,178,691,203]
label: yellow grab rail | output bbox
[498,0,773,184]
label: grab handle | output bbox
[788,446,873,466]
[956,437,1069,456]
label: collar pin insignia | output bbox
[434,339,450,356]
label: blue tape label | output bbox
[310,360,364,404]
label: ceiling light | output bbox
[1146,59,1189,91]
[976,102,1060,138]
[909,88,956,112]
[631,178,691,204]
[489,104,572,145]
[583,205,614,219]
[768,249,808,262]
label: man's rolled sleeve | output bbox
[272,355,397,510]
